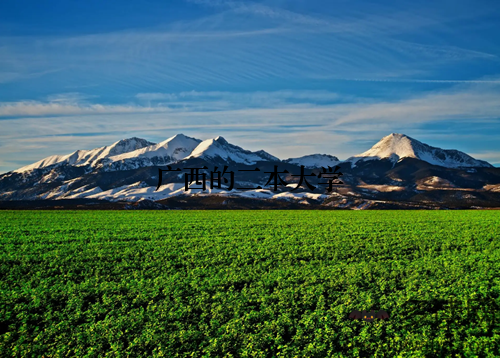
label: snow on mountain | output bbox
[186,136,279,164]
[5,132,498,206]
[284,154,340,169]
[62,185,103,199]
[14,137,155,173]
[108,134,201,162]
[53,180,328,203]
[81,182,233,202]
[254,150,280,162]
[99,134,202,171]
[345,133,493,168]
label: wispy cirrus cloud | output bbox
[0,101,171,118]
[1,81,500,173]
[187,0,333,27]
[0,68,66,84]
[1,0,500,173]
[0,90,342,118]
[331,82,500,127]
[135,90,341,106]
[468,151,500,165]
[1,0,497,95]
[2,82,500,123]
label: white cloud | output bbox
[0,68,65,84]
[0,90,342,118]
[2,82,500,126]
[1,81,500,173]
[135,90,340,105]
[188,0,333,27]
[1,0,496,90]
[0,101,172,117]
[468,151,500,164]
[331,82,500,126]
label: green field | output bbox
[1,210,500,357]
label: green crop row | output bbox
[1,210,499,357]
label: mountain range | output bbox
[1,133,499,210]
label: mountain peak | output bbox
[170,133,189,140]
[187,136,278,164]
[105,134,202,166]
[163,133,196,142]
[382,133,413,142]
[388,132,406,138]
[109,137,155,155]
[115,136,147,143]
[361,133,417,159]
[347,133,492,168]
[161,133,201,145]
[284,154,339,169]
[214,136,228,145]
[13,136,155,173]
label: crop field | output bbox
[1,210,500,357]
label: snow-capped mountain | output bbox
[345,133,493,169]
[2,132,499,209]
[97,134,202,171]
[109,134,201,161]
[186,136,280,164]
[284,154,340,169]
[14,137,155,173]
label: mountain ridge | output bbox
[186,136,280,164]
[14,137,155,174]
[7,132,492,176]
[2,132,499,209]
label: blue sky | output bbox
[1,0,500,172]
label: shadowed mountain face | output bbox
[1,133,499,209]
